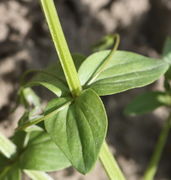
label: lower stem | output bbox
[143,114,171,180]
[99,141,126,180]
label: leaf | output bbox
[0,132,16,158]
[92,34,117,51]
[45,89,108,174]
[24,170,53,180]
[11,131,27,151]
[24,125,44,133]
[78,50,169,96]
[22,53,85,97]
[17,88,44,130]
[21,88,41,108]
[19,131,70,172]
[23,70,69,97]
[125,91,171,115]
[0,164,21,180]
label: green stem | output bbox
[100,141,126,180]
[86,34,120,86]
[143,114,171,180]
[40,0,82,97]
[16,101,71,131]
[40,1,126,179]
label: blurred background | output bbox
[0,0,171,179]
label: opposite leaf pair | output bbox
[22,50,169,98]
[18,48,170,174]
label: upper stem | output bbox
[40,0,82,97]
[143,113,171,180]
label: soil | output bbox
[0,0,171,179]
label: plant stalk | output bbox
[40,0,82,97]
[16,101,71,131]
[40,1,126,179]
[143,114,171,180]
[86,34,120,86]
[99,142,126,180]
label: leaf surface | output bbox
[45,89,107,174]
[19,131,70,172]
[24,71,69,97]
[78,50,169,96]
[22,88,41,108]
[0,132,16,158]
[125,91,171,115]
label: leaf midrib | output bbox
[89,63,167,85]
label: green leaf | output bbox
[24,170,53,180]
[163,37,171,63]
[0,164,21,180]
[23,70,69,97]
[92,34,117,51]
[11,131,27,151]
[24,125,44,133]
[17,88,44,130]
[78,50,169,96]
[45,89,108,174]
[125,91,171,115]
[0,132,16,158]
[19,131,70,172]
[21,53,85,98]
[21,88,41,108]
